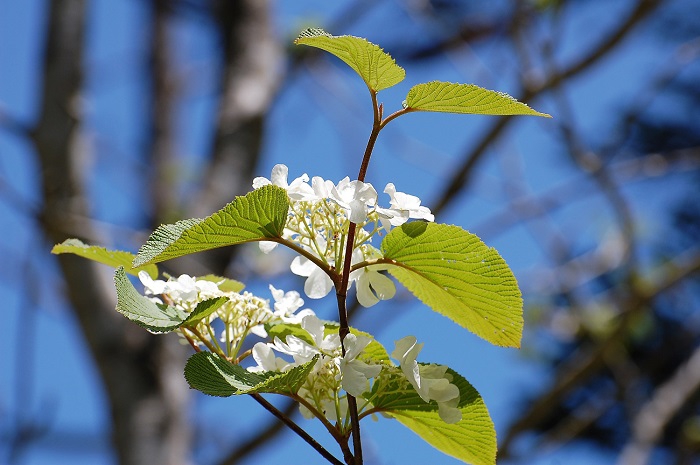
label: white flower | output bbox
[139,271,167,296]
[270,335,319,365]
[194,278,223,298]
[138,271,221,304]
[247,342,292,373]
[252,164,316,201]
[392,336,462,424]
[392,335,424,392]
[339,333,382,396]
[376,183,434,228]
[419,365,462,424]
[349,247,396,308]
[269,285,316,324]
[311,176,335,199]
[290,255,334,299]
[302,314,340,352]
[330,177,378,224]
[267,315,340,367]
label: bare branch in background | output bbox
[430,0,664,215]
[499,249,700,457]
[618,343,700,465]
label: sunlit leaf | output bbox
[295,27,405,92]
[133,185,289,267]
[52,239,158,278]
[405,81,551,117]
[381,222,523,347]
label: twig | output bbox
[250,394,344,465]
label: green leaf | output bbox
[404,81,551,117]
[114,266,189,332]
[198,274,245,293]
[133,185,289,267]
[378,368,496,465]
[295,27,405,92]
[52,238,158,278]
[184,351,317,397]
[381,222,523,347]
[266,322,315,346]
[182,296,229,327]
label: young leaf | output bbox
[181,296,229,327]
[381,222,523,348]
[133,185,289,267]
[295,28,405,92]
[52,238,158,278]
[114,266,189,332]
[376,368,496,465]
[404,81,551,117]
[184,351,317,396]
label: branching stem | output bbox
[334,89,389,465]
[250,393,344,465]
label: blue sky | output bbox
[1,1,693,464]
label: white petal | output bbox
[301,315,325,346]
[269,284,284,301]
[355,272,379,308]
[367,270,396,301]
[351,359,382,379]
[290,256,315,277]
[311,176,333,198]
[355,181,378,205]
[138,271,166,295]
[343,333,372,360]
[249,324,268,338]
[252,176,271,189]
[383,182,397,199]
[270,164,289,187]
[340,364,367,396]
[438,401,462,424]
[287,174,315,200]
[282,308,316,324]
[348,198,368,224]
[304,267,334,299]
[259,241,278,254]
[392,336,426,400]
[411,206,434,222]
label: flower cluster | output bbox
[248,314,380,425]
[136,272,460,425]
[138,271,311,357]
[253,164,434,307]
[248,320,462,426]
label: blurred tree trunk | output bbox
[191,0,281,275]
[34,0,191,464]
[34,0,280,463]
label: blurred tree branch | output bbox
[430,0,664,215]
[618,341,700,465]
